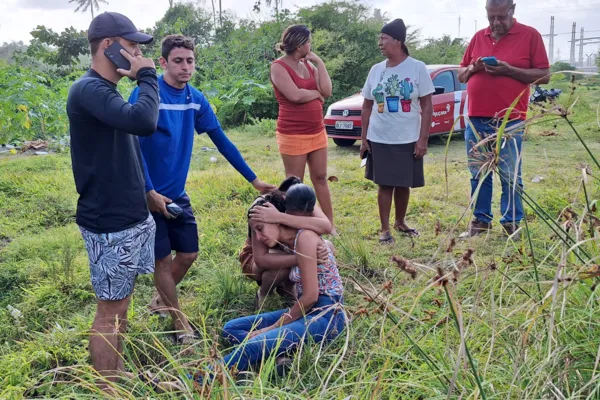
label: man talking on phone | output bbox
[66,12,158,391]
[129,35,275,344]
[458,0,549,239]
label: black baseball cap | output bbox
[88,12,153,44]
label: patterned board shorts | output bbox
[79,214,156,301]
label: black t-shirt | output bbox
[67,68,159,233]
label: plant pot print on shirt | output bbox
[372,84,385,113]
[399,78,414,112]
[384,74,401,113]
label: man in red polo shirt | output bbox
[458,0,549,238]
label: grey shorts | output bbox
[79,214,156,301]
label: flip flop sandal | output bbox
[378,231,395,244]
[149,308,169,318]
[175,332,199,346]
[395,227,420,237]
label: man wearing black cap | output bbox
[66,12,159,388]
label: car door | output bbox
[430,70,456,135]
[453,70,468,131]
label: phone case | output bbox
[166,203,183,218]
[482,57,498,66]
[104,42,131,71]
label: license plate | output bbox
[335,121,353,130]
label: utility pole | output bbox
[570,22,577,65]
[475,20,477,33]
[579,27,585,66]
[458,15,461,38]
[549,16,555,63]
[586,54,593,67]
[557,48,561,61]
[542,16,557,63]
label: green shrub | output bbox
[0,63,71,145]
[240,117,277,136]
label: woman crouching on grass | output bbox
[144,183,346,391]
[221,182,345,373]
[239,176,334,308]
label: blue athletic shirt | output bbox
[129,75,257,200]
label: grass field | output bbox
[0,77,599,399]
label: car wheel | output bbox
[333,138,356,147]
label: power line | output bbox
[553,29,600,36]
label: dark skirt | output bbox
[365,141,425,188]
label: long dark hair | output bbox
[275,25,311,55]
[277,176,302,192]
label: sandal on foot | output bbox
[175,332,199,345]
[394,225,420,237]
[378,231,395,244]
[149,308,169,318]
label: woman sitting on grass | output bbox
[239,176,334,308]
[144,182,345,391]
[221,182,345,373]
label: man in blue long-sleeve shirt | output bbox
[67,12,158,390]
[129,35,274,342]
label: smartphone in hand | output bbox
[166,202,183,218]
[360,147,369,168]
[104,41,131,71]
[481,56,499,66]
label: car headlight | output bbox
[325,105,333,117]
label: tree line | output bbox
[1,1,471,142]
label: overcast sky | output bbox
[2,0,600,63]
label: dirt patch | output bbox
[1,139,67,158]
[540,130,559,137]
[0,234,11,251]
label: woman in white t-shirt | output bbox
[360,19,434,244]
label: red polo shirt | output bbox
[460,20,549,120]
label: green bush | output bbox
[240,117,277,136]
[550,61,576,73]
[0,63,71,145]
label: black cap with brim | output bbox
[88,12,153,44]
[120,31,153,44]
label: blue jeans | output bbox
[221,295,345,372]
[465,117,524,225]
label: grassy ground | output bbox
[0,77,599,399]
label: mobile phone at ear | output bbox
[482,56,499,66]
[104,41,131,71]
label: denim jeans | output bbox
[221,295,345,372]
[465,117,524,225]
